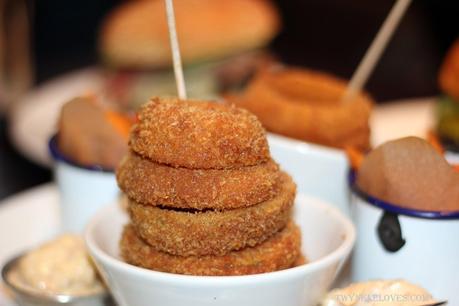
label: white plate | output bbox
[8,66,437,167]
[0,184,60,306]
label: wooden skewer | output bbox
[342,0,412,102]
[164,0,187,99]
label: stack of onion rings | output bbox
[117,97,303,276]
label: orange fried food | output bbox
[345,146,365,170]
[439,39,459,101]
[229,67,373,150]
[117,151,280,210]
[57,97,130,169]
[427,131,445,155]
[120,221,302,276]
[128,172,295,256]
[357,137,459,212]
[130,97,270,169]
[104,109,133,140]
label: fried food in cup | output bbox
[57,97,131,169]
[117,151,280,210]
[120,221,302,276]
[130,97,270,169]
[229,67,373,150]
[128,172,295,256]
[357,137,459,212]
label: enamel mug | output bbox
[350,173,459,303]
[49,135,120,233]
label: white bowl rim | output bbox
[85,193,356,286]
[267,133,346,159]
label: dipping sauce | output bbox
[8,234,104,296]
[322,280,436,306]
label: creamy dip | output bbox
[322,280,436,306]
[8,234,104,296]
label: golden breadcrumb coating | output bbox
[120,221,302,276]
[117,151,280,210]
[128,172,295,256]
[129,97,270,169]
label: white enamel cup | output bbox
[350,172,459,303]
[49,136,120,233]
[445,150,459,164]
[268,134,349,215]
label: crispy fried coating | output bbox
[129,97,270,169]
[128,172,295,256]
[230,67,373,150]
[120,221,302,276]
[117,151,280,210]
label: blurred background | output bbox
[29,0,459,99]
[1,0,458,199]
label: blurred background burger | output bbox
[99,0,280,109]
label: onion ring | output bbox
[130,97,270,169]
[120,221,301,276]
[128,172,295,256]
[230,67,373,150]
[117,151,280,210]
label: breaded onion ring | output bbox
[230,67,373,150]
[128,172,295,256]
[120,221,302,276]
[117,151,280,210]
[130,97,270,169]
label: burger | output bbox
[437,38,459,150]
[98,0,281,109]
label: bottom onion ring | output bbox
[128,172,295,256]
[120,221,302,276]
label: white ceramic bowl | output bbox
[268,134,349,215]
[350,173,459,303]
[49,136,120,233]
[85,194,355,306]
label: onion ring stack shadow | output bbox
[116,97,304,276]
